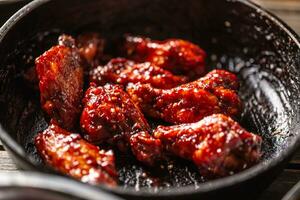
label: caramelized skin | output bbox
[127,69,241,124]
[123,36,206,78]
[80,84,162,166]
[35,122,118,186]
[183,69,242,118]
[154,114,262,177]
[90,58,188,89]
[187,69,239,91]
[36,35,84,130]
[127,83,221,124]
[76,33,106,68]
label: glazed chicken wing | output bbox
[127,69,241,124]
[36,35,84,130]
[80,83,162,166]
[35,122,118,186]
[127,83,221,124]
[186,69,239,91]
[154,114,262,177]
[123,36,206,78]
[90,58,188,89]
[183,69,242,118]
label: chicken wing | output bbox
[35,35,84,130]
[154,114,262,177]
[80,83,162,166]
[35,121,118,186]
[127,83,221,124]
[122,36,206,78]
[127,69,241,124]
[182,69,242,118]
[90,58,188,89]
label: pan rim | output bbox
[0,171,122,200]
[0,0,300,197]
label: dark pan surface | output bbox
[0,0,300,199]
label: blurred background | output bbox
[253,0,300,34]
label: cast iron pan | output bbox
[0,172,122,200]
[0,0,300,199]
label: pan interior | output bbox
[0,0,299,192]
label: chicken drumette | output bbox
[36,35,84,130]
[127,69,241,124]
[154,114,262,177]
[90,58,188,89]
[122,36,207,78]
[80,83,162,166]
[35,121,118,186]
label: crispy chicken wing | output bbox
[80,83,162,166]
[35,122,118,186]
[127,69,241,124]
[123,36,206,78]
[154,114,262,177]
[90,58,188,89]
[35,35,84,130]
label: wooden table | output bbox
[0,0,299,199]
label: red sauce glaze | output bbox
[80,83,162,166]
[33,33,262,184]
[35,122,118,186]
[35,35,84,130]
[90,58,188,89]
[123,36,207,78]
[154,114,262,178]
[182,69,242,118]
[127,83,221,124]
[186,69,239,91]
[127,70,241,124]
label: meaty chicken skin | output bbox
[189,69,239,91]
[90,58,188,89]
[154,114,262,177]
[35,35,84,130]
[182,69,242,118]
[127,69,241,124]
[123,36,207,78]
[35,122,118,186]
[80,83,162,166]
[127,83,221,124]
